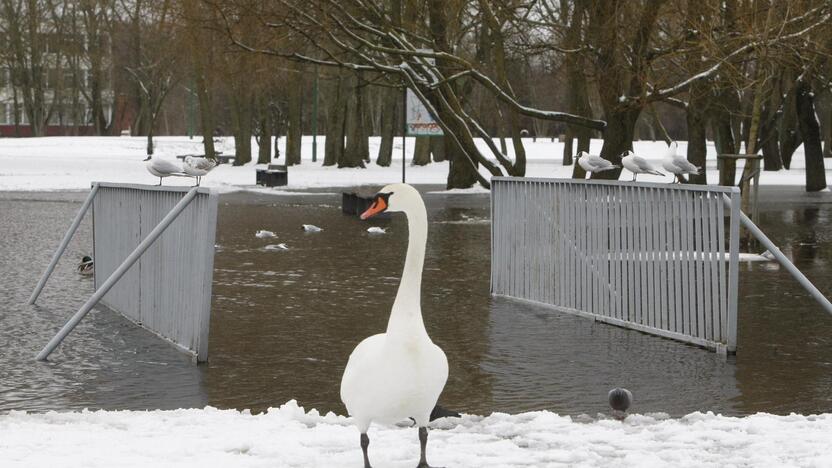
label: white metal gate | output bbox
[93,183,218,361]
[491,177,741,353]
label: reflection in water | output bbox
[1,189,831,417]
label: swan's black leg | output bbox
[158,177,163,186]
[417,426,443,468]
[361,433,372,468]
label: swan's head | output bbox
[360,183,420,220]
[576,151,588,159]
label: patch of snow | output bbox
[0,401,831,467]
[0,136,828,192]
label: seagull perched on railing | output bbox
[144,155,189,185]
[183,156,217,186]
[577,151,619,175]
[621,150,664,181]
[662,142,701,183]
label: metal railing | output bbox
[34,183,218,362]
[491,177,741,353]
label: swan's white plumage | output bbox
[340,183,448,433]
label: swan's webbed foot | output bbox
[361,433,372,468]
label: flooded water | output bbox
[1,187,831,417]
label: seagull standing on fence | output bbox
[662,142,701,183]
[577,151,619,175]
[183,156,217,186]
[144,155,189,186]
[621,150,664,181]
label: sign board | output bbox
[405,89,443,136]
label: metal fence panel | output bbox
[491,177,741,353]
[93,183,217,361]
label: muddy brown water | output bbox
[1,187,830,417]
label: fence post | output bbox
[29,183,100,305]
[36,187,200,361]
[726,191,741,353]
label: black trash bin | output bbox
[256,164,288,187]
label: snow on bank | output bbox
[1,401,830,467]
[0,136,827,193]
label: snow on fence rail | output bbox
[92,183,218,361]
[491,177,741,353]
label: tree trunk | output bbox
[779,90,802,169]
[795,81,827,192]
[591,108,639,180]
[146,129,154,155]
[376,87,397,166]
[570,134,591,178]
[341,72,367,168]
[231,92,253,165]
[562,130,574,166]
[431,136,446,162]
[412,136,431,165]
[446,136,478,188]
[685,101,708,184]
[563,0,591,169]
[286,72,303,166]
[759,106,782,171]
[257,116,272,164]
[324,69,348,166]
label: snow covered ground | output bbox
[0,136,827,192]
[2,401,831,468]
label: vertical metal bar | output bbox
[672,189,683,333]
[726,191,740,352]
[702,193,714,341]
[717,191,727,342]
[29,183,100,305]
[661,188,672,331]
[36,187,200,361]
[627,186,636,323]
[610,187,623,319]
[694,193,706,339]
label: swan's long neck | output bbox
[386,198,428,339]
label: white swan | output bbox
[302,224,323,232]
[341,183,448,468]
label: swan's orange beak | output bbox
[360,196,388,220]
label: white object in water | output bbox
[621,150,664,181]
[183,156,217,186]
[302,224,322,232]
[144,156,188,185]
[367,227,387,234]
[341,183,448,468]
[577,151,619,174]
[255,230,276,239]
[264,243,288,250]
[662,141,701,182]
